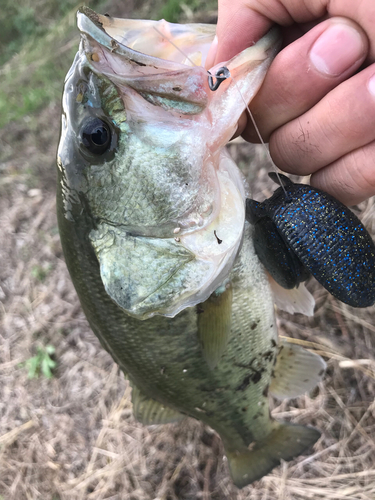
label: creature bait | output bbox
[247,173,375,307]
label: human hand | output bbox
[206,0,375,205]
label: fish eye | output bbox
[81,118,111,155]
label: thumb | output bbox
[206,1,272,67]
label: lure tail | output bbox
[225,423,320,488]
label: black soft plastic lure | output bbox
[246,173,375,308]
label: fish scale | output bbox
[58,195,276,449]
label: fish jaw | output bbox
[58,10,280,319]
[77,7,216,68]
[77,7,280,148]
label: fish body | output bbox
[57,8,325,487]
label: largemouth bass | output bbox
[57,8,326,487]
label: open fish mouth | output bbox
[63,8,280,319]
[77,7,217,68]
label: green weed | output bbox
[25,345,56,379]
[0,0,102,66]
[0,0,217,127]
[0,1,102,127]
[160,0,183,23]
[31,264,52,282]
[0,11,79,127]
[160,0,211,22]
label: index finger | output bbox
[217,6,271,63]
[210,0,375,68]
[206,2,272,67]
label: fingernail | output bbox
[310,23,365,76]
[368,74,375,97]
[206,35,218,69]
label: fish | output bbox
[247,173,375,307]
[57,7,326,488]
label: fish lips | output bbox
[77,6,215,71]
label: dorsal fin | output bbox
[269,339,326,400]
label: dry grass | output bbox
[1,5,375,499]
[0,107,374,500]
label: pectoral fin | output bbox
[226,422,320,488]
[269,339,326,400]
[131,384,184,425]
[197,284,233,369]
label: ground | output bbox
[0,2,375,499]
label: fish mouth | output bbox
[74,9,280,319]
[77,6,216,69]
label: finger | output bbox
[210,0,330,68]
[208,0,273,67]
[310,140,375,205]
[269,64,375,176]
[241,18,368,142]
[209,0,375,70]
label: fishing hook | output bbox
[208,66,231,91]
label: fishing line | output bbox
[152,25,287,196]
[230,77,288,197]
